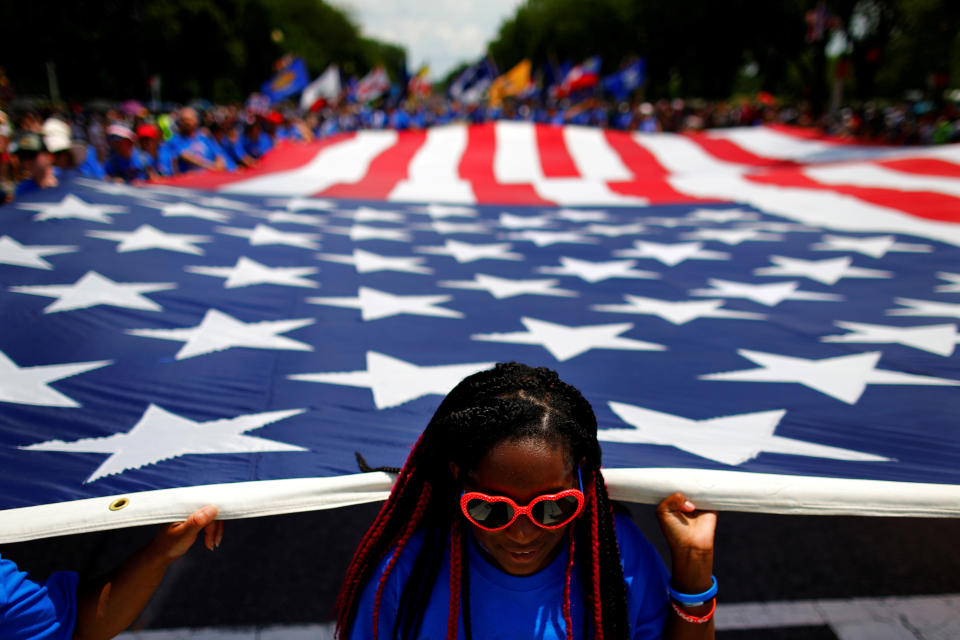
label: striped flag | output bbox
[2,123,959,543]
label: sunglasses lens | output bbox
[465,498,514,529]
[532,495,581,526]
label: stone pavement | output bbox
[117,593,960,640]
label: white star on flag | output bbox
[552,208,611,222]
[185,256,318,289]
[17,194,128,223]
[154,202,231,223]
[289,351,495,409]
[0,235,76,270]
[317,248,432,275]
[22,405,307,482]
[642,217,695,228]
[887,298,960,319]
[682,227,783,245]
[337,206,405,223]
[755,255,892,285]
[810,234,932,258]
[407,203,477,218]
[255,210,325,227]
[691,279,843,306]
[197,196,254,211]
[735,221,818,233]
[75,178,160,199]
[592,295,765,325]
[416,240,523,263]
[537,257,659,283]
[10,271,175,313]
[821,321,959,357]
[265,196,336,211]
[127,309,314,359]
[613,240,730,266]
[472,317,665,361]
[581,223,646,237]
[217,224,321,249]
[307,286,463,321]
[415,220,490,235]
[498,212,553,229]
[686,208,760,223]
[602,403,890,465]
[936,272,960,293]
[506,230,596,247]
[0,350,111,408]
[439,274,578,299]
[87,224,211,255]
[700,349,960,404]
[325,224,411,242]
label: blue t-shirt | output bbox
[104,152,149,182]
[350,512,669,639]
[0,555,78,640]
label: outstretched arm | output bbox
[657,492,717,640]
[72,505,224,640]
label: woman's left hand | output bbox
[656,492,717,593]
[656,492,717,555]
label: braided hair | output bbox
[335,362,630,639]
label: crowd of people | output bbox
[1,92,958,204]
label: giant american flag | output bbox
[2,123,959,543]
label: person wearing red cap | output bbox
[135,123,174,178]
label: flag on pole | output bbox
[300,65,341,112]
[353,66,391,104]
[554,56,602,98]
[449,58,496,105]
[488,59,533,107]
[407,66,432,98]
[603,59,646,100]
[261,56,310,104]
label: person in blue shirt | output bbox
[167,107,226,173]
[103,124,149,183]
[1,505,223,640]
[337,363,718,639]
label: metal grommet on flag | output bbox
[109,498,130,511]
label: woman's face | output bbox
[462,437,577,576]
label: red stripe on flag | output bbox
[878,158,960,179]
[602,130,719,204]
[153,135,355,190]
[318,130,427,199]
[684,131,794,168]
[459,123,553,205]
[536,125,580,178]
[747,168,960,223]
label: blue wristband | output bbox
[668,576,718,604]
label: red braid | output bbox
[588,471,604,640]
[447,522,462,640]
[371,482,433,640]
[562,528,575,638]
[337,437,426,635]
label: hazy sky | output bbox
[331,0,525,80]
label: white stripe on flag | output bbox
[804,163,960,198]
[563,125,633,181]
[533,178,647,206]
[632,132,747,175]
[493,120,543,184]
[389,124,475,203]
[222,131,398,195]
[705,126,835,160]
[668,170,960,247]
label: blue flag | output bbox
[603,59,646,100]
[261,57,310,104]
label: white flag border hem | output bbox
[3,468,959,543]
